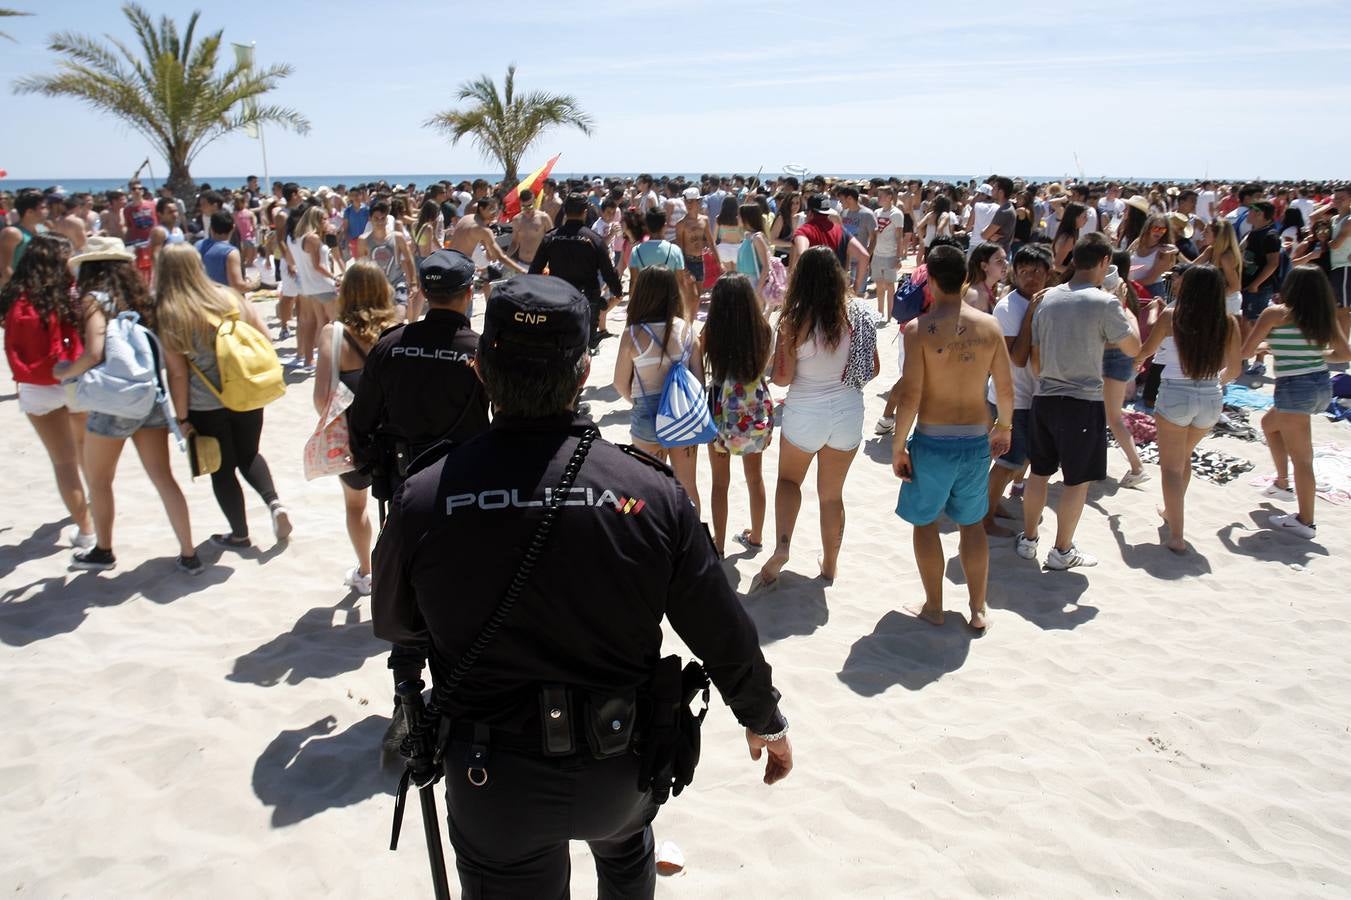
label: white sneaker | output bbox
[1268,513,1316,539]
[63,525,96,549]
[1119,469,1151,489]
[345,566,372,595]
[874,416,896,435]
[1045,544,1098,570]
[270,503,293,540]
[1261,483,1296,501]
[1015,532,1039,560]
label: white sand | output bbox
[3,293,1351,898]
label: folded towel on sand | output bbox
[1137,443,1254,485]
[1224,383,1274,410]
[1248,444,1351,505]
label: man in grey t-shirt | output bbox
[1017,233,1140,570]
[981,176,1017,253]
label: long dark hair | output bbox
[775,192,800,240]
[1056,202,1086,241]
[738,203,766,235]
[0,234,76,326]
[1120,205,1149,248]
[781,246,848,349]
[704,274,771,383]
[716,196,741,227]
[625,267,682,359]
[76,259,156,328]
[415,199,439,232]
[1280,265,1336,347]
[1110,249,1141,317]
[1172,264,1229,379]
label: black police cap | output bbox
[480,275,590,364]
[418,249,475,294]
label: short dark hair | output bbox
[1071,232,1113,270]
[563,192,588,216]
[282,182,301,201]
[992,176,1015,198]
[155,197,174,215]
[200,190,224,208]
[15,190,46,215]
[209,210,234,235]
[369,198,390,216]
[1012,243,1054,271]
[1249,200,1275,221]
[519,189,534,204]
[644,208,667,236]
[926,245,967,294]
[836,185,859,200]
[478,346,587,418]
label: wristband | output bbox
[993,421,1013,431]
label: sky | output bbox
[1,0,1349,182]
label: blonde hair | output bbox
[337,261,398,344]
[1209,218,1241,273]
[154,243,241,353]
[295,204,327,241]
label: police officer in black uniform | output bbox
[372,275,792,899]
[348,248,490,750]
[529,192,623,351]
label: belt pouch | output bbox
[540,685,575,756]
[584,694,636,759]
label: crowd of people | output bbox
[2,170,1349,595]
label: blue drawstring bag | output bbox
[636,325,717,448]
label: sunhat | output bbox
[1124,195,1151,214]
[68,235,135,272]
[1166,211,1194,239]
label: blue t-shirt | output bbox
[343,204,370,241]
[196,238,234,286]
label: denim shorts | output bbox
[1102,347,1136,382]
[1273,370,1332,415]
[781,390,864,453]
[87,402,168,439]
[1155,379,1222,429]
[629,393,661,444]
[987,403,1030,469]
[1241,289,1274,322]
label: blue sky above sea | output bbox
[2,0,1348,183]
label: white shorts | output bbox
[18,382,75,416]
[781,390,865,453]
[716,242,739,264]
[280,264,298,297]
[1225,291,1241,316]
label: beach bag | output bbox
[640,325,717,448]
[189,306,284,411]
[303,324,357,479]
[762,255,788,308]
[74,305,163,420]
[843,299,879,389]
[892,268,928,323]
[4,293,82,385]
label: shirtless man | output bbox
[674,187,717,290]
[892,243,1013,631]
[446,198,526,305]
[102,190,128,239]
[49,195,88,251]
[506,189,552,267]
[539,178,562,224]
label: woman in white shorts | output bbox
[1133,265,1240,553]
[0,234,95,547]
[755,247,878,589]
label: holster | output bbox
[636,655,709,805]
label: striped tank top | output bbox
[1268,324,1327,378]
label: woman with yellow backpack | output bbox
[156,244,290,548]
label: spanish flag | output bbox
[500,153,562,221]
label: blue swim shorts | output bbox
[896,431,992,527]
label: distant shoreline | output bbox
[0,170,1286,194]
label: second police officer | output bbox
[348,248,489,751]
[373,274,793,899]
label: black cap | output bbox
[480,275,590,364]
[807,193,833,215]
[418,249,475,294]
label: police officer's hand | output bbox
[746,728,793,785]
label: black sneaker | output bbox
[176,554,205,576]
[71,546,116,571]
[211,533,252,549]
[381,701,409,754]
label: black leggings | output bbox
[188,407,279,538]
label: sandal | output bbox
[732,530,763,552]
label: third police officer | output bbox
[373,274,792,899]
[349,248,489,751]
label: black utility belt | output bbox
[449,685,639,763]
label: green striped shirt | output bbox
[1268,324,1327,377]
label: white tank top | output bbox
[289,233,333,295]
[629,319,689,399]
[788,326,853,401]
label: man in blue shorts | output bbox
[893,244,1014,631]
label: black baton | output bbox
[389,679,451,900]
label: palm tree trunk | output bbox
[166,150,195,198]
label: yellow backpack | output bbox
[188,307,285,411]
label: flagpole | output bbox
[252,43,268,189]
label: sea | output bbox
[0,171,1115,194]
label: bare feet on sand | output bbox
[750,553,788,593]
[968,606,990,631]
[817,555,836,583]
[906,601,945,626]
[1156,506,1188,554]
[983,516,1015,537]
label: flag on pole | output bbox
[232,43,260,139]
[500,154,561,221]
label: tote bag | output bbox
[303,324,357,479]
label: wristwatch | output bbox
[756,725,789,743]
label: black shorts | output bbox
[902,213,915,234]
[1333,267,1350,309]
[683,253,705,284]
[1028,395,1107,486]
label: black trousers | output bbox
[187,407,278,538]
[444,743,657,899]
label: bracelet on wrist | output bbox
[755,725,789,743]
[993,421,1013,431]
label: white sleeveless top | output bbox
[289,233,334,296]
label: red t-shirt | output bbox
[793,213,844,257]
[123,200,158,243]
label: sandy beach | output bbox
[3,292,1351,899]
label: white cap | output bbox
[682,187,701,201]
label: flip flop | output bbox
[732,530,763,552]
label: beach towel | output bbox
[1223,383,1273,411]
[1248,444,1351,505]
[1136,443,1254,485]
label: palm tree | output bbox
[0,9,31,42]
[14,3,309,195]
[425,64,593,185]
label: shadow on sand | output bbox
[1216,505,1330,566]
[838,609,979,695]
[738,572,829,644]
[0,519,70,580]
[252,714,398,827]
[1107,513,1212,578]
[229,591,385,687]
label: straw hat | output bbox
[68,235,135,271]
[1166,211,1194,240]
[1123,194,1151,214]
